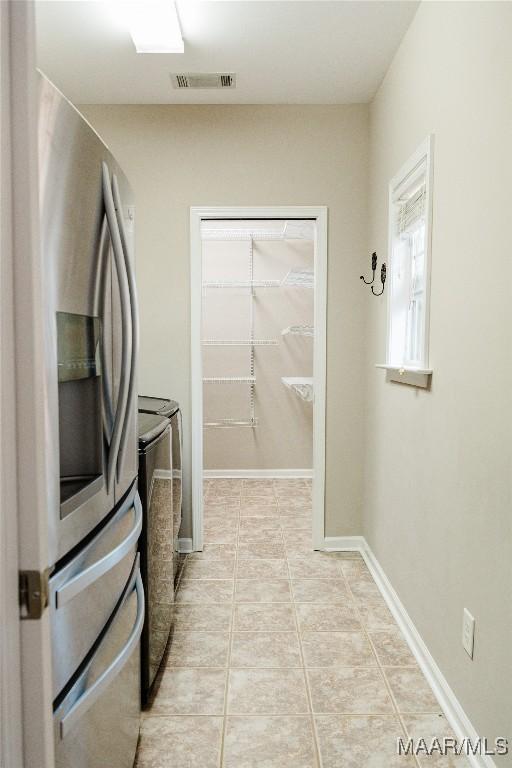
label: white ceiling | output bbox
[35,1,419,105]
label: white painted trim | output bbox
[203,469,313,479]
[322,536,496,768]
[385,134,434,374]
[190,206,328,554]
[375,364,432,389]
[0,4,23,765]
[178,538,194,554]
[321,535,366,551]
[190,208,204,552]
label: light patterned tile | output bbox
[176,579,234,604]
[227,669,309,714]
[239,506,278,518]
[307,668,394,714]
[236,559,289,579]
[384,667,442,714]
[291,579,349,603]
[203,530,238,544]
[203,505,240,520]
[369,630,416,666]
[346,573,382,600]
[279,512,313,528]
[150,668,227,714]
[188,542,237,561]
[295,603,360,632]
[239,516,281,532]
[285,541,315,557]
[234,603,296,631]
[237,540,286,559]
[288,554,343,578]
[183,559,235,580]
[315,715,416,768]
[356,598,397,631]
[166,631,230,667]
[135,715,223,768]
[242,488,276,500]
[205,494,240,505]
[224,716,317,768]
[235,579,292,603]
[240,497,278,511]
[278,502,312,516]
[173,604,232,631]
[403,714,471,766]
[230,632,302,668]
[208,479,242,494]
[301,631,376,667]
[238,531,283,546]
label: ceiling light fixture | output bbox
[128,1,184,54]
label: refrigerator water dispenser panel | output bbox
[57,311,104,517]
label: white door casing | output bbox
[190,206,328,551]
[1,3,55,767]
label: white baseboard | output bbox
[178,538,193,554]
[203,469,313,479]
[322,535,366,551]
[323,536,496,768]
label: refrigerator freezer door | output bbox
[50,483,141,698]
[53,562,143,768]
[38,75,137,563]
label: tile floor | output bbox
[136,478,467,768]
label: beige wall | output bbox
[81,104,369,538]
[365,1,512,757]
[202,229,313,470]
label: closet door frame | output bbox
[190,205,327,551]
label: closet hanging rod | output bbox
[204,418,259,428]
[202,339,278,346]
[281,325,314,337]
[202,279,280,289]
[203,376,256,384]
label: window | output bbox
[386,136,433,377]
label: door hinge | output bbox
[19,568,50,619]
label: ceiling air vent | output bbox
[171,72,236,90]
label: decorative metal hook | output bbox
[360,252,377,285]
[371,263,387,296]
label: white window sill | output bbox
[375,364,432,389]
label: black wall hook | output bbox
[371,263,387,296]
[360,252,377,285]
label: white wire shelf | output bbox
[202,280,280,289]
[281,268,314,288]
[201,228,285,241]
[281,376,314,402]
[201,222,314,241]
[204,418,259,428]
[203,376,256,384]
[281,325,314,337]
[202,339,278,346]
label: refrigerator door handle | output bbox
[55,494,142,609]
[102,161,132,494]
[111,173,139,479]
[94,215,115,437]
[58,568,144,740]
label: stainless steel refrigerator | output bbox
[39,74,143,768]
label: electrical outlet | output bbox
[462,608,475,659]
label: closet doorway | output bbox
[190,207,327,552]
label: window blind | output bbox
[397,182,426,234]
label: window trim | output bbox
[379,135,434,388]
